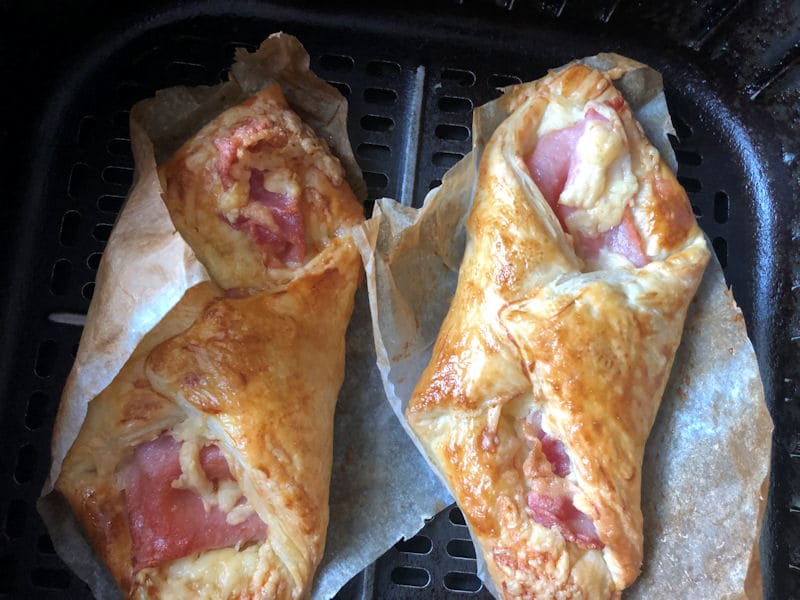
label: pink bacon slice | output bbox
[525,412,603,549]
[124,434,267,571]
[524,106,649,267]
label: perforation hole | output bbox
[106,137,132,159]
[363,172,389,195]
[38,533,56,555]
[447,538,477,559]
[678,176,702,193]
[367,59,401,78]
[449,506,467,526]
[361,114,394,132]
[444,571,482,593]
[672,115,693,140]
[98,194,126,213]
[435,124,470,141]
[31,568,71,590]
[357,143,391,161]
[165,60,209,84]
[441,68,475,87]
[390,566,430,588]
[675,149,702,166]
[68,163,92,199]
[25,391,48,430]
[318,54,354,73]
[714,191,729,223]
[50,259,72,295]
[395,535,432,554]
[102,166,134,187]
[489,73,522,87]
[327,81,351,98]
[93,223,113,242]
[5,499,26,538]
[82,282,95,301]
[713,236,728,268]
[34,339,57,378]
[438,96,473,113]
[364,87,398,105]
[76,114,97,145]
[87,252,103,271]
[14,444,37,484]
[432,151,463,168]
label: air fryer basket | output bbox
[0,2,797,598]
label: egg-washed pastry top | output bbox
[56,82,364,599]
[407,64,710,599]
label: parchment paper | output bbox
[360,54,772,598]
[39,33,445,599]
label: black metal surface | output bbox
[0,1,797,598]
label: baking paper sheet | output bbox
[40,33,445,599]
[360,54,772,598]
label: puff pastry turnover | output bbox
[56,83,363,599]
[407,64,710,598]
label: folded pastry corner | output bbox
[56,81,364,599]
[406,63,709,598]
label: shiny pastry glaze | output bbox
[407,63,709,598]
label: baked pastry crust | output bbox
[56,82,364,599]
[406,64,709,598]
[160,83,364,290]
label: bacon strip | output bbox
[527,492,604,549]
[524,412,603,549]
[527,412,571,477]
[124,434,267,571]
[524,109,649,267]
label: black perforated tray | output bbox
[1,2,798,598]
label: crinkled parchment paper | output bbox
[360,54,772,598]
[39,32,444,599]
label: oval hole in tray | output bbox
[367,59,401,78]
[25,391,48,431]
[435,123,470,141]
[438,96,473,113]
[34,339,58,378]
[364,87,398,105]
[441,67,475,87]
[361,114,394,132]
[14,444,37,484]
[447,538,477,559]
[444,571,482,593]
[396,535,432,555]
[489,73,522,88]
[357,142,391,161]
[318,53,354,73]
[714,191,730,223]
[390,566,431,588]
[449,506,467,526]
[49,259,72,296]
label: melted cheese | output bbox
[560,105,638,236]
[171,418,259,526]
[134,545,262,599]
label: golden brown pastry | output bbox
[56,82,364,599]
[160,83,364,290]
[406,64,710,598]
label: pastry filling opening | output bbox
[524,99,650,270]
[213,118,307,268]
[123,433,267,571]
[523,411,603,549]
